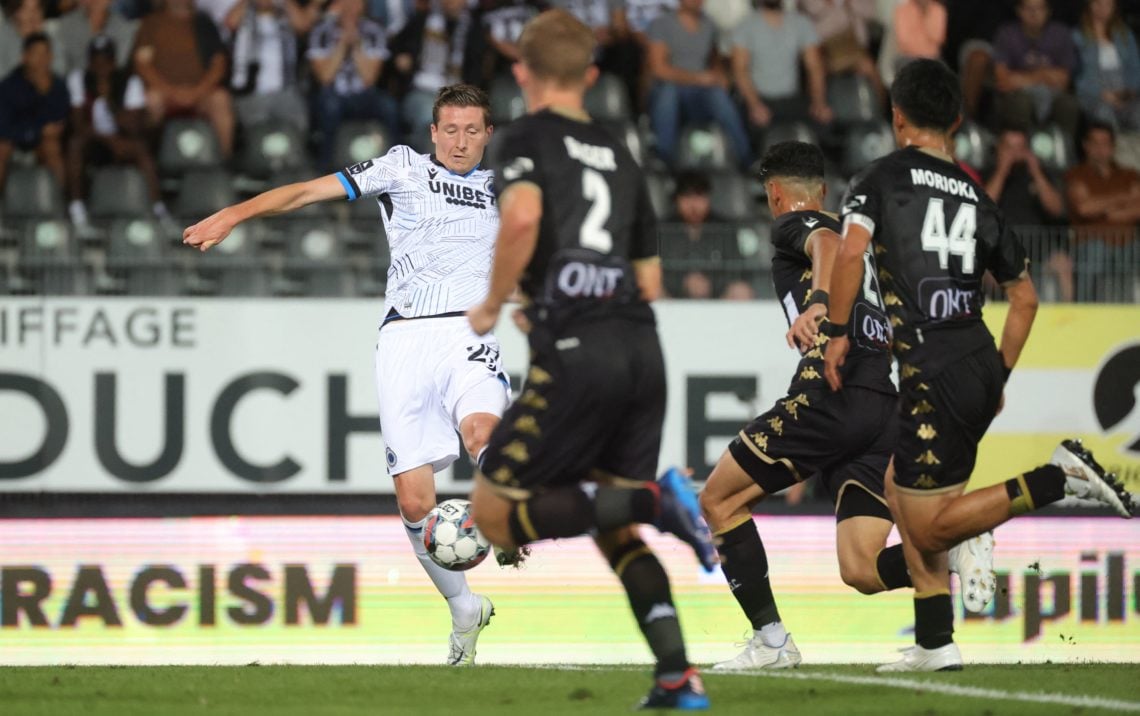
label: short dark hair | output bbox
[1082,118,1116,143]
[23,31,50,52]
[758,141,825,182]
[432,83,492,127]
[674,170,711,197]
[890,58,962,132]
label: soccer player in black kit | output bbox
[700,141,994,672]
[466,9,714,711]
[825,59,1135,672]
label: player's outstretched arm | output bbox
[182,174,347,252]
[823,222,871,391]
[469,183,542,335]
[787,228,838,351]
[997,274,1039,378]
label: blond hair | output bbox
[518,9,596,86]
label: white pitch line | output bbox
[724,669,1140,713]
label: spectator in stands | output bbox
[549,0,639,109]
[196,0,241,37]
[942,0,1013,118]
[227,0,310,133]
[731,0,831,138]
[1,0,58,77]
[134,0,234,157]
[390,0,484,148]
[992,0,1080,138]
[1065,120,1140,300]
[367,0,407,37]
[985,127,1072,300]
[482,0,544,73]
[56,0,137,79]
[0,32,67,193]
[893,0,946,70]
[623,0,673,107]
[307,0,398,170]
[798,0,885,105]
[662,170,752,299]
[1073,0,1140,131]
[646,0,750,169]
[65,34,166,227]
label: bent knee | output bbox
[397,492,435,523]
[840,566,883,595]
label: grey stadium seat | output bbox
[585,73,631,122]
[827,73,880,125]
[842,121,894,177]
[677,123,733,170]
[644,171,673,219]
[707,170,755,223]
[278,220,350,296]
[241,119,308,179]
[1030,124,1076,173]
[18,219,86,294]
[954,120,995,175]
[174,168,237,221]
[158,118,223,176]
[489,74,526,126]
[333,121,391,170]
[186,220,270,296]
[89,166,151,220]
[761,121,818,155]
[2,165,64,220]
[106,217,180,295]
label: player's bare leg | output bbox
[835,515,896,594]
[700,452,801,670]
[595,526,708,710]
[394,465,488,665]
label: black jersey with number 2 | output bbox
[840,147,1029,374]
[770,209,894,396]
[488,109,657,327]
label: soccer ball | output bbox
[424,499,491,571]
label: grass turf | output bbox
[1,664,1138,715]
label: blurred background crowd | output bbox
[1,0,1138,301]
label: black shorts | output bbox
[893,344,1004,493]
[481,317,665,497]
[728,385,897,522]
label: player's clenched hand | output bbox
[823,334,849,391]
[467,302,500,336]
[183,210,235,252]
[787,303,827,352]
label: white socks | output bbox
[756,621,788,648]
[403,515,481,630]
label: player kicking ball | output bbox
[465,9,715,710]
[700,141,996,672]
[825,59,1135,672]
[184,85,508,666]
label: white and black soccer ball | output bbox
[424,499,491,571]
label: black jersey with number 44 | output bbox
[488,109,657,327]
[770,209,894,396]
[840,147,1029,373]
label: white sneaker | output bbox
[876,643,963,672]
[949,531,996,613]
[447,594,494,666]
[68,200,90,229]
[1051,440,1134,518]
[711,634,802,671]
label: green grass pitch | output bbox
[2,664,1138,715]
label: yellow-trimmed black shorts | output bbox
[728,385,898,522]
[481,317,665,498]
[893,344,1004,493]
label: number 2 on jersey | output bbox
[921,198,976,273]
[579,168,613,252]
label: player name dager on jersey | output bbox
[909,168,979,201]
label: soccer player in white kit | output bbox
[183,84,506,665]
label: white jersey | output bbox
[336,146,499,321]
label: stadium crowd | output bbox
[1,0,1138,300]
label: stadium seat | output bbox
[600,119,644,165]
[186,220,270,296]
[1030,124,1076,173]
[2,165,64,220]
[585,73,631,122]
[841,121,894,177]
[174,168,237,222]
[677,124,733,170]
[278,220,350,296]
[954,120,995,175]
[105,217,180,295]
[827,73,879,125]
[88,166,151,220]
[158,118,223,176]
[707,170,754,222]
[489,74,526,126]
[333,121,391,169]
[644,171,673,218]
[761,121,818,155]
[240,120,308,179]
[17,219,86,294]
